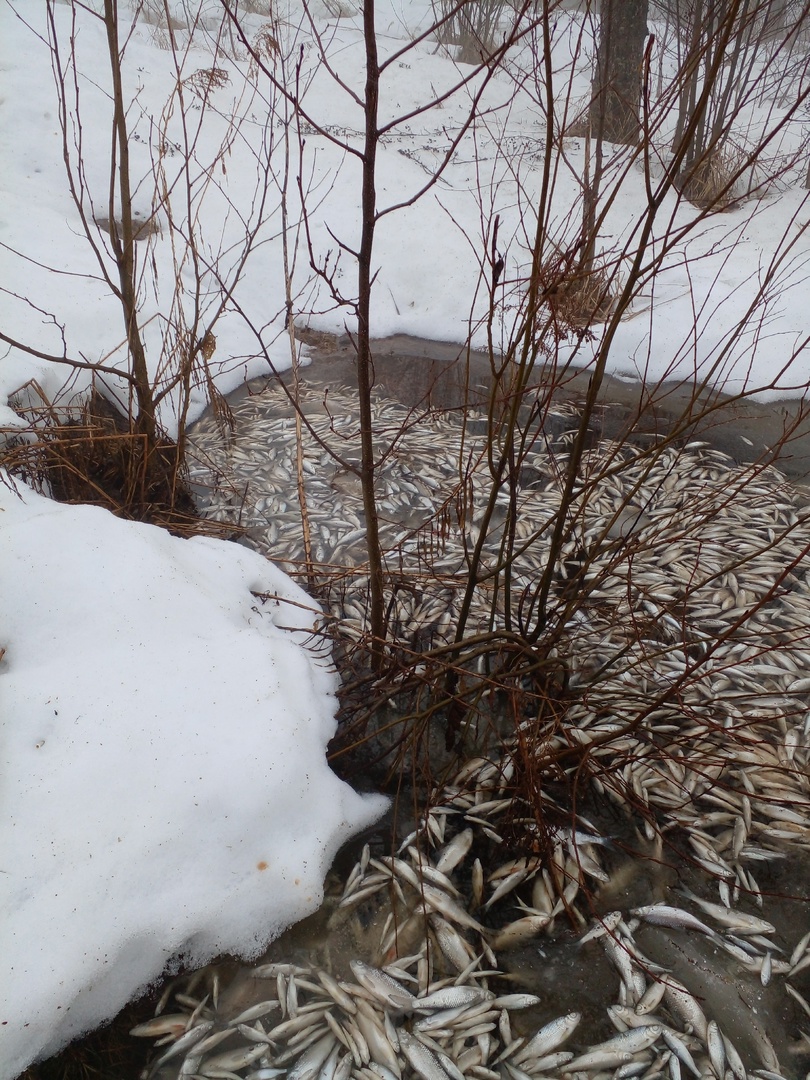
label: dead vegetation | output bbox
[2,385,217,535]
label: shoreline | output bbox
[249,330,810,485]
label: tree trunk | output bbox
[761,0,788,38]
[357,0,386,663]
[592,0,650,146]
[104,0,156,451]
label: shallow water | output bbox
[176,336,810,1077]
[283,331,810,484]
[132,822,810,1079]
[28,338,810,1080]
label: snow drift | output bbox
[0,474,387,1079]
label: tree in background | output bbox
[592,0,651,146]
[669,0,810,203]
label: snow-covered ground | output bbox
[1,1,809,1076]
[2,1,809,432]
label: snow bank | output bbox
[0,474,387,1080]
[3,2,809,433]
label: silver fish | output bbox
[662,979,708,1040]
[661,1029,702,1079]
[434,829,474,874]
[150,1020,215,1070]
[285,1033,339,1080]
[512,1011,581,1064]
[398,1030,452,1080]
[706,1020,727,1080]
[679,889,776,935]
[201,1043,268,1071]
[414,985,491,1011]
[631,903,722,940]
[349,961,415,1011]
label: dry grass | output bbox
[533,251,621,339]
[1,387,233,537]
[17,999,149,1080]
[546,262,619,327]
[678,144,747,209]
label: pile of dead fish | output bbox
[166,381,810,1078]
[187,381,810,863]
[134,751,810,1079]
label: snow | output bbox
[0,1,809,1075]
[2,2,808,432]
[0,472,387,1079]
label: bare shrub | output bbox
[5,0,810,945]
[677,142,748,208]
[432,0,517,63]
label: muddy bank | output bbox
[259,330,810,484]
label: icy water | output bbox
[258,330,810,484]
[170,337,810,1078]
[25,339,810,1080]
[135,822,810,1080]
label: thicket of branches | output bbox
[3,0,810,842]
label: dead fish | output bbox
[414,985,491,1011]
[722,1030,748,1080]
[635,979,668,1015]
[579,911,624,945]
[353,1001,401,1077]
[760,951,773,987]
[789,928,810,968]
[707,1020,727,1079]
[419,883,485,932]
[350,961,415,1011]
[130,1014,189,1038]
[429,916,476,972]
[609,1005,665,1031]
[435,829,474,874]
[492,994,543,1010]
[661,1029,702,1079]
[317,971,358,1014]
[149,1021,215,1071]
[227,1000,281,1027]
[679,888,776,935]
[413,1001,492,1035]
[631,903,722,941]
[201,1044,268,1072]
[602,933,643,1004]
[529,1050,574,1071]
[398,1030,452,1080]
[565,1048,636,1071]
[470,859,484,910]
[565,1024,662,1072]
[512,1011,581,1064]
[661,978,708,1040]
[490,913,552,951]
[286,1033,339,1080]
[236,1023,273,1045]
[252,962,311,979]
